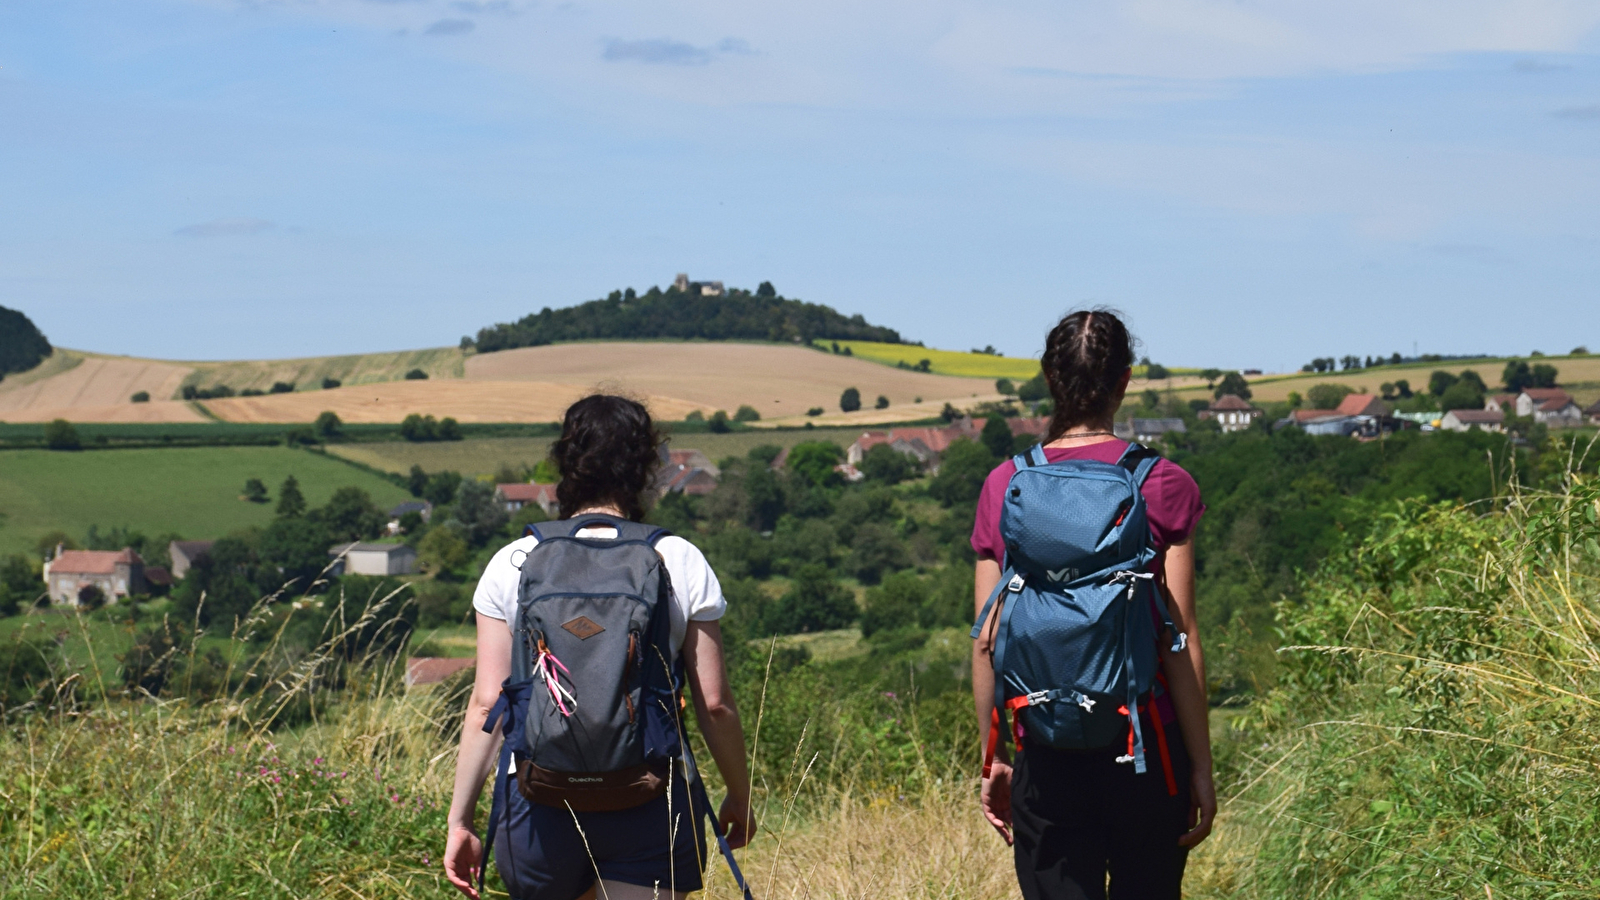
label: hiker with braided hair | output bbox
[445,394,755,900]
[971,309,1216,899]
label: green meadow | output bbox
[0,446,411,558]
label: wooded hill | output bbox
[0,305,52,376]
[470,283,906,352]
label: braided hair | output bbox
[1041,309,1135,441]
[550,394,663,521]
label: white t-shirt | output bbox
[471,529,726,658]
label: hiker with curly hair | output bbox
[445,394,755,900]
[971,310,1216,899]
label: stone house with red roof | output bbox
[1516,388,1582,426]
[496,483,560,517]
[43,548,146,605]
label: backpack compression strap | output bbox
[683,751,756,900]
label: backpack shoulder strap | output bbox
[521,523,543,540]
[1012,443,1049,469]
[1116,442,1162,487]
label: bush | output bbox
[839,387,861,413]
[1306,383,1354,410]
[928,439,993,506]
[44,419,80,450]
[806,407,824,417]
[131,391,150,403]
[404,368,428,380]
[875,395,889,409]
[1145,362,1170,380]
[860,443,914,485]
[733,404,761,422]
[321,377,342,390]
[270,381,295,393]
[708,410,731,433]
[450,479,509,547]
[418,526,470,573]
[314,411,343,439]
[995,378,1016,396]
[243,478,269,503]
[765,564,857,634]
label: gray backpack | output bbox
[480,515,752,897]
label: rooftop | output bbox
[1209,394,1256,411]
[328,542,416,556]
[49,548,141,575]
[1447,409,1505,423]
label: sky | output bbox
[2,0,1598,371]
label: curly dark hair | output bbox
[1042,308,1135,441]
[550,394,663,521]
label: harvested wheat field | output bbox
[0,351,203,423]
[202,379,708,424]
[465,342,999,424]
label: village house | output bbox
[1440,409,1505,433]
[386,500,433,535]
[1114,418,1188,443]
[844,416,1001,472]
[1485,394,1520,414]
[1335,394,1389,418]
[327,542,418,576]
[43,547,145,605]
[1586,399,1600,425]
[495,483,560,517]
[1199,394,1263,433]
[168,539,214,581]
[1518,388,1583,427]
[652,448,721,497]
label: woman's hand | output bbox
[444,824,484,898]
[1178,767,1217,848]
[980,760,1014,845]
[719,794,757,849]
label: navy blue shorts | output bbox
[490,769,707,900]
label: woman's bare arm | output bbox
[443,615,513,898]
[682,619,755,848]
[971,558,1012,843]
[1158,538,1217,847]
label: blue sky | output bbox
[2,0,1597,370]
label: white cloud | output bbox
[424,18,473,35]
[173,217,276,237]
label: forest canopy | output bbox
[0,305,52,375]
[470,284,906,352]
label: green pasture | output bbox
[0,446,411,558]
[326,427,868,477]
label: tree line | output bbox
[469,282,906,352]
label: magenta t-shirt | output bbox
[970,440,1205,722]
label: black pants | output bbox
[1011,711,1192,900]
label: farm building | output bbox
[1336,394,1389,418]
[844,417,997,470]
[328,542,418,576]
[386,501,433,535]
[653,449,720,497]
[1586,399,1600,425]
[1199,394,1262,433]
[1440,409,1505,433]
[169,540,214,581]
[496,483,559,517]
[1519,388,1583,426]
[43,548,146,605]
[1115,418,1188,443]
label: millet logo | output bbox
[567,776,605,783]
[1047,567,1078,583]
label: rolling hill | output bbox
[0,342,1005,425]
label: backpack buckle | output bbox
[1024,690,1051,706]
[1007,574,1026,593]
[1170,632,1188,653]
[1074,692,1096,713]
